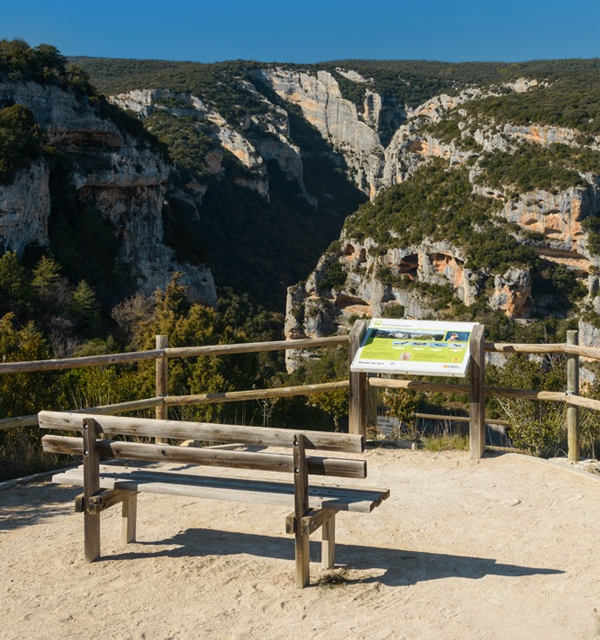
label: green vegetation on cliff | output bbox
[0,104,46,184]
[345,160,534,274]
[69,57,268,125]
[476,143,600,194]
[462,70,600,136]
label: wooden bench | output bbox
[39,410,389,587]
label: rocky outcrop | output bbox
[283,234,534,369]
[0,80,216,305]
[488,268,532,317]
[0,160,50,253]
[257,68,386,198]
[499,186,598,256]
[111,87,315,203]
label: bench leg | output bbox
[84,511,100,562]
[295,529,310,588]
[321,510,336,570]
[121,493,137,544]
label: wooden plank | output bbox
[86,489,131,514]
[94,464,391,506]
[122,493,137,544]
[74,493,85,512]
[82,417,101,562]
[285,508,334,535]
[349,320,368,436]
[39,411,364,453]
[293,434,310,588]
[52,467,389,513]
[0,336,349,376]
[564,343,600,360]
[567,330,579,462]
[414,412,510,426]
[486,388,566,401]
[165,335,349,359]
[368,379,567,402]
[164,381,349,406]
[469,324,486,460]
[41,435,367,478]
[322,509,336,570]
[0,397,163,432]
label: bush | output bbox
[487,355,566,456]
[317,259,347,293]
[0,104,45,184]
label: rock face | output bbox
[0,80,216,304]
[0,160,50,253]
[248,69,600,367]
[257,69,387,198]
[110,87,313,204]
[285,234,532,349]
[6,61,600,344]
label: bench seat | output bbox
[53,464,389,513]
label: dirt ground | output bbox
[2,448,600,640]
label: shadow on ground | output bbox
[0,483,80,531]
[101,528,563,587]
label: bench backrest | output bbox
[38,411,367,480]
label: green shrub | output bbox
[0,105,45,184]
[317,260,347,293]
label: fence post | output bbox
[567,330,579,462]
[155,335,168,442]
[348,320,368,437]
[469,324,486,460]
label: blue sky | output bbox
[3,0,600,63]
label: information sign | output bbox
[350,318,476,377]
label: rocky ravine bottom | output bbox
[2,449,600,640]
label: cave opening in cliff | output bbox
[398,254,418,279]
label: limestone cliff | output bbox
[0,80,216,304]
[68,57,600,337]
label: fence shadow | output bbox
[102,527,563,587]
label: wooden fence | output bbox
[0,322,598,462]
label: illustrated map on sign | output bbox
[350,318,477,377]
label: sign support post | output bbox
[349,319,368,436]
[469,324,486,460]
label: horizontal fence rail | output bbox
[0,349,162,374]
[164,381,349,407]
[0,336,349,375]
[368,377,569,402]
[165,335,349,358]
[414,413,510,427]
[2,328,600,463]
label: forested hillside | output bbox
[3,40,600,477]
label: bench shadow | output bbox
[101,528,563,587]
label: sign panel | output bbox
[350,318,476,377]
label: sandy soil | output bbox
[2,448,600,640]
